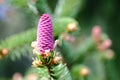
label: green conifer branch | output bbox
[50,63,72,80]
[59,33,109,65]
[10,0,28,8]
[71,64,89,80]
[54,0,85,17]
[24,67,50,80]
[35,0,52,14]
[105,60,120,80]
[27,62,72,80]
[53,17,79,36]
[10,0,51,15]
[83,52,106,80]
[0,28,36,50]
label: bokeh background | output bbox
[0,0,120,80]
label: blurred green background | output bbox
[0,0,120,80]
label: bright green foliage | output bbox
[7,45,33,61]
[59,37,94,64]
[27,0,38,15]
[24,63,72,80]
[71,64,89,80]
[10,0,27,8]
[0,28,35,60]
[53,17,79,37]
[35,0,52,14]
[37,67,50,79]
[50,63,72,80]
[54,0,84,17]
[83,52,106,80]
[24,67,49,80]
[0,28,36,51]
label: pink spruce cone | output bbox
[37,14,53,54]
[92,25,101,42]
[98,39,112,51]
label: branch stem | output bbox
[46,64,54,80]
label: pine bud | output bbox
[12,72,22,80]
[32,59,43,67]
[2,48,9,55]
[33,48,39,54]
[31,41,37,48]
[61,33,75,42]
[26,74,38,80]
[104,49,114,60]
[51,56,61,64]
[80,67,90,77]
[67,22,77,32]
[41,50,51,59]
[98,39,112,51]
[92,25,101,43]
[53,40,60,49]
